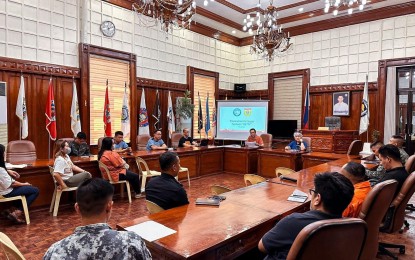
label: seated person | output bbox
[246,128,264,147]
[53,141,92,190]
[341,162,371,218]
[178,128,196,147]
[365,141,385,186]
[376,144,409,194]
[0,144,39,224]
[69,131,90,156]
[258,172,354,259]
[113,131,132,154]
[389,135,409,164]
[285,132,307,151]
[146,152,189,210]
[44,178,151,259]
[98,137,141,198]
[146,130,168,151]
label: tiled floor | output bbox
[1,173,415,259]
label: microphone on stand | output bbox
[277,172,298,183]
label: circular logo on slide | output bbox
[233,108,241,116]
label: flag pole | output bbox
[19,121,21,140]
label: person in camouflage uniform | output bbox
[43,178,151,260]
[69,132,90,157]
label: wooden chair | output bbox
[49,166,78,217]
[0,195,30,224]
[6,140,36,163]
[301,137,311,152]
[244,174,266,186]
[97,137,105,152]
[98,161,132,203]
[137,134,151,151]
[0,232,25,260]
[358,179,398,260]
[146,200,164,214]
[135,157,161,193]
[347,140,363,155]
[378,172,415,259]
[404,155,415,175]
[260,134,273,148]
[211,185,232,195]
[275,167,295,177]
[286,218,367,260]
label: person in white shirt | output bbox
[53,141,91,190]
[333,95,349,115]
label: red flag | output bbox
[45,78,57,140]
[103,84,112,137]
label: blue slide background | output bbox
[219,107,267,132]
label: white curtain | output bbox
[383,66,397,144]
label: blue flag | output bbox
[205,93,210,136]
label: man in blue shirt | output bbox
[113,131,131,153]
[146,129,168,151]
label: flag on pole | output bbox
[121,82,130,138]
[45,77,57,141]
[197,91,203,133]
[16,74,28,139]
[103,80,112,137]
[302,83,310,129]
[212,97,217,137]
[359,74,370,135]
[167,91,175,138]
[70,80,81,137]
[205,93,210,136]
[152,90,161,131]
[139,88,150,135]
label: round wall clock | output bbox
[100,21,116,37]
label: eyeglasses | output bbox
[309,188,317,195]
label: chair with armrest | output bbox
[358,179,398,260]
[171,132,182,148]
[97,137,104,152]
[0,232,26,260]
[0,195,30,224]
[347,140,363,155]
[244,174,266,186]
[98,161,132,203]
[135,157,161,193]
[137,134,151,151]
[211,185,232,195]
[301,137,311,152]
[275,167,295,177]
[6,140,36,163]
[146,200,164,214]
[404,155,415,211]
[49,166,78,217]
[378,171,415,259]
[260,134,273,148]
[286,218,367,260]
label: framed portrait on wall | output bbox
[333,91,350,116]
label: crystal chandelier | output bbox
[132,0,197,34]
[324,0,367,15]
[244,0,292,62]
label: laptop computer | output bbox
[199,139,209,147]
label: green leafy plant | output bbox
[176,90,194,120]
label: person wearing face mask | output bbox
[285,132,307,151]
[0,144,39,224]
[53,141,91,190]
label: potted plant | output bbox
[176,90,195,132]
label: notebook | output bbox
[287,189,308,203]
[245,141,257,147]
[195,197,221,206]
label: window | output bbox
[89,55,130,145]
[192,74,215,138]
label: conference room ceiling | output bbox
[191,0,415,39]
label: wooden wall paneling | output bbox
[217,89,269,100]
[199,148,223,176]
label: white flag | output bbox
[121,84,130,138]
[138,88,150,135]
[167,91,176,138]
[70,81,81,137]
[359,74,370,135]
[16,74,28,139]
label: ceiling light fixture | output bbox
[323,0,367,15]
[244,0,292,62]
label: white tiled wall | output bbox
[240,13,415,89]
[1,0,415,91]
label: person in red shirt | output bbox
[246,128,264,147]
[341,161,372,217]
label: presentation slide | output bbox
[216,100,268,140]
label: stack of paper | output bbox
[287,189,308,203]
